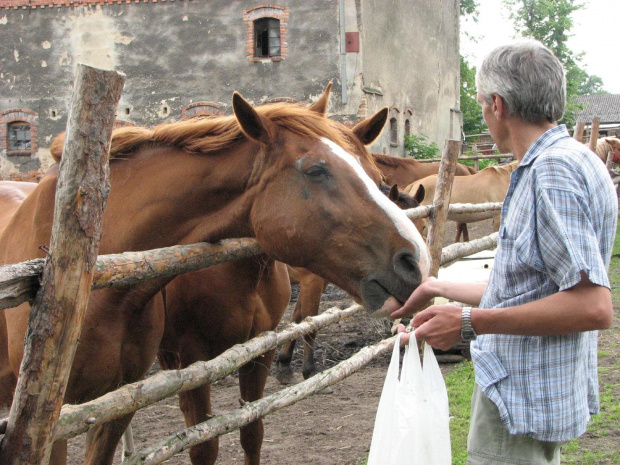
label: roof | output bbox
[575,94,620,124]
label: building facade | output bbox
[0,0,461,180]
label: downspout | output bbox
[339,0,348,104]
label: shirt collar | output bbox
[519,125,570,167]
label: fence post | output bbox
[426,140,462,277]
[0,65,124,465]
[472,144,479,171]
[588,117,600,152]
[573,122,585,142]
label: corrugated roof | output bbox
[575,94,620,124]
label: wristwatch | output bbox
[461,307,477,341]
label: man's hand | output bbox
[396,304,463,350]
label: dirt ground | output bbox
[14,219,620,463]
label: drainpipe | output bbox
[339,0,348,104]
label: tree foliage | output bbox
[459,0,487,136]
[503,0,607,127]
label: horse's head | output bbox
[233,92,430,314]
[604,137,620,165]
[380,183,428,239]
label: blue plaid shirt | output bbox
[471,125,618,442]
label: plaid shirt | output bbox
[471,125,618,442]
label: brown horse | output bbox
[152,87,410,465]
[595,137,620,166]
[404,161,519,241]
[0,89,429,465]
[371,152,477,187]
[372,152,476,241]
[275,183,427,386]
[0,181,37,407]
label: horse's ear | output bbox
[388,184,399,202]
[308,82,332,116]
[352,107,389,145]
[232,92,274,145]
[413,184,425,204]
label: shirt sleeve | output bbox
[535,185,610,291]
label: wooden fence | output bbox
[0,66,502,464]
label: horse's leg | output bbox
[463,223,470,242]
[275,297,302,385]
[84,413,136,465]
[46,440,67,465]
[178,385,218,465]
[238,350,276,465]
[454,223,463,243]
[300,276,329,381]
[158,344,218,465]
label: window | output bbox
[182,102,225,120]
[390,117,398,146]
[1,109,37,156]
[404,119,411,137]
[254,18,281,58]
[243,5,289,62]
[8,122,31,151]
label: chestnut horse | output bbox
[595,137,620,166]
[0,181,37,406]
[372,152,476,241]
[371,152,476,187]
[276,183,427,386]
[0,89,429,465]
[404,161,519,240]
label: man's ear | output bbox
[491,94,505,119]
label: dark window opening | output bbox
[8,122,31,151]
[254,17,281,58]
[405,119,411,137]
[125,108,131,115]
[389,117,398,145]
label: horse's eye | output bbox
[304,164,330,180]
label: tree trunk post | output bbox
[426,139,462,278]
[0,65,124,465]
[573,122,585,142]
[588,117,600,152]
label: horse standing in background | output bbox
[594,137,620,166]
[404,161,519,241]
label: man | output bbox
[383,40,617,464]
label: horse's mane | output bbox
[49,102,370,163]
[371,152,420,168]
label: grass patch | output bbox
[445,361,475,464]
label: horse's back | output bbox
[0,181,38,237]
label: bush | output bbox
[404,134,439,160]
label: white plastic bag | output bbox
[367,332,451,465]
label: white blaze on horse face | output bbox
[321,138,431,277]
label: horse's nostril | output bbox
[393,247,421,282]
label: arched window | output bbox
[389,117,398,146]
[243,5,289,62]
[1,109,37,156]
[182,102,225,120]
[8,122,31,151]
[254,17,281,58]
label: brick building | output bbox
[0,0,461,180]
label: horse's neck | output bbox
[102,142,261,252]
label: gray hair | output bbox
[476,40,566,124]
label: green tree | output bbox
[503,0,607,126]
[461,56,486,135]
[459,0,486,136]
